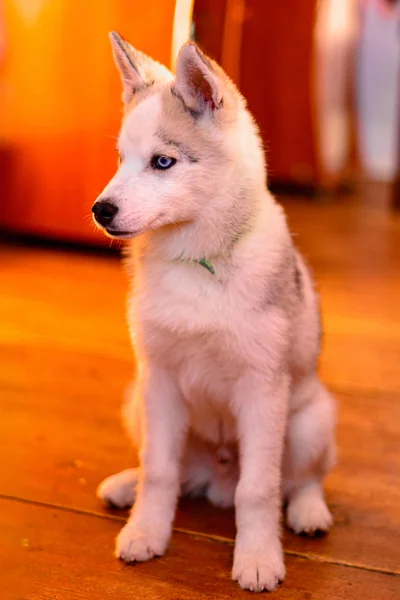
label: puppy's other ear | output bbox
[109,31,172,105]
[174,43,225,115]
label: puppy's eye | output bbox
[151,155,177,170]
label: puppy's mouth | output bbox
[105,227,140,239]
[103,214,187,239]
[104,214,167,239]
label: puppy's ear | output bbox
[174,43,226,115]
[109,31,172,105]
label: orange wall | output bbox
[0,0,178,243]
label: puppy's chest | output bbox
[143,299,245,390]
[144,313,242,445]
[133,263,251,391]
[137,261,244,337]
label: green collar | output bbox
[174,226,246,278]
[179,255,215,275]
[195,258,215,275]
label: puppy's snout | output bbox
[92,200,118,227]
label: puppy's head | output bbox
[92,33,265,248]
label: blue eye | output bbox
[151,155,177,170]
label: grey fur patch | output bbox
[171,86,199,119]
[157,128,199,163]
[110,31,139,73]
[260,246,301,313]
[294,257,302,299]
[132,79,155,96]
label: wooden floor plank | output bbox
[2,498,399,600]
[1,357,399,573]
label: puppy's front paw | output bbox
[115,521,170,563]
[232,539,285,592]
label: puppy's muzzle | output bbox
[92,200,118,227]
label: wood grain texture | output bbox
[2,498,399,600]
[1,378,399,574]
[1,188,400,596]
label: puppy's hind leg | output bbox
[284,376,337,536]
[97,468,138,508]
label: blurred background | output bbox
[0,0,399,246]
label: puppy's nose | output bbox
[92,200,118,226]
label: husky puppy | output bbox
[93,32,336,592]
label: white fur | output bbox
[94,38,337,593]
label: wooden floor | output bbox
[1,183,400,599]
